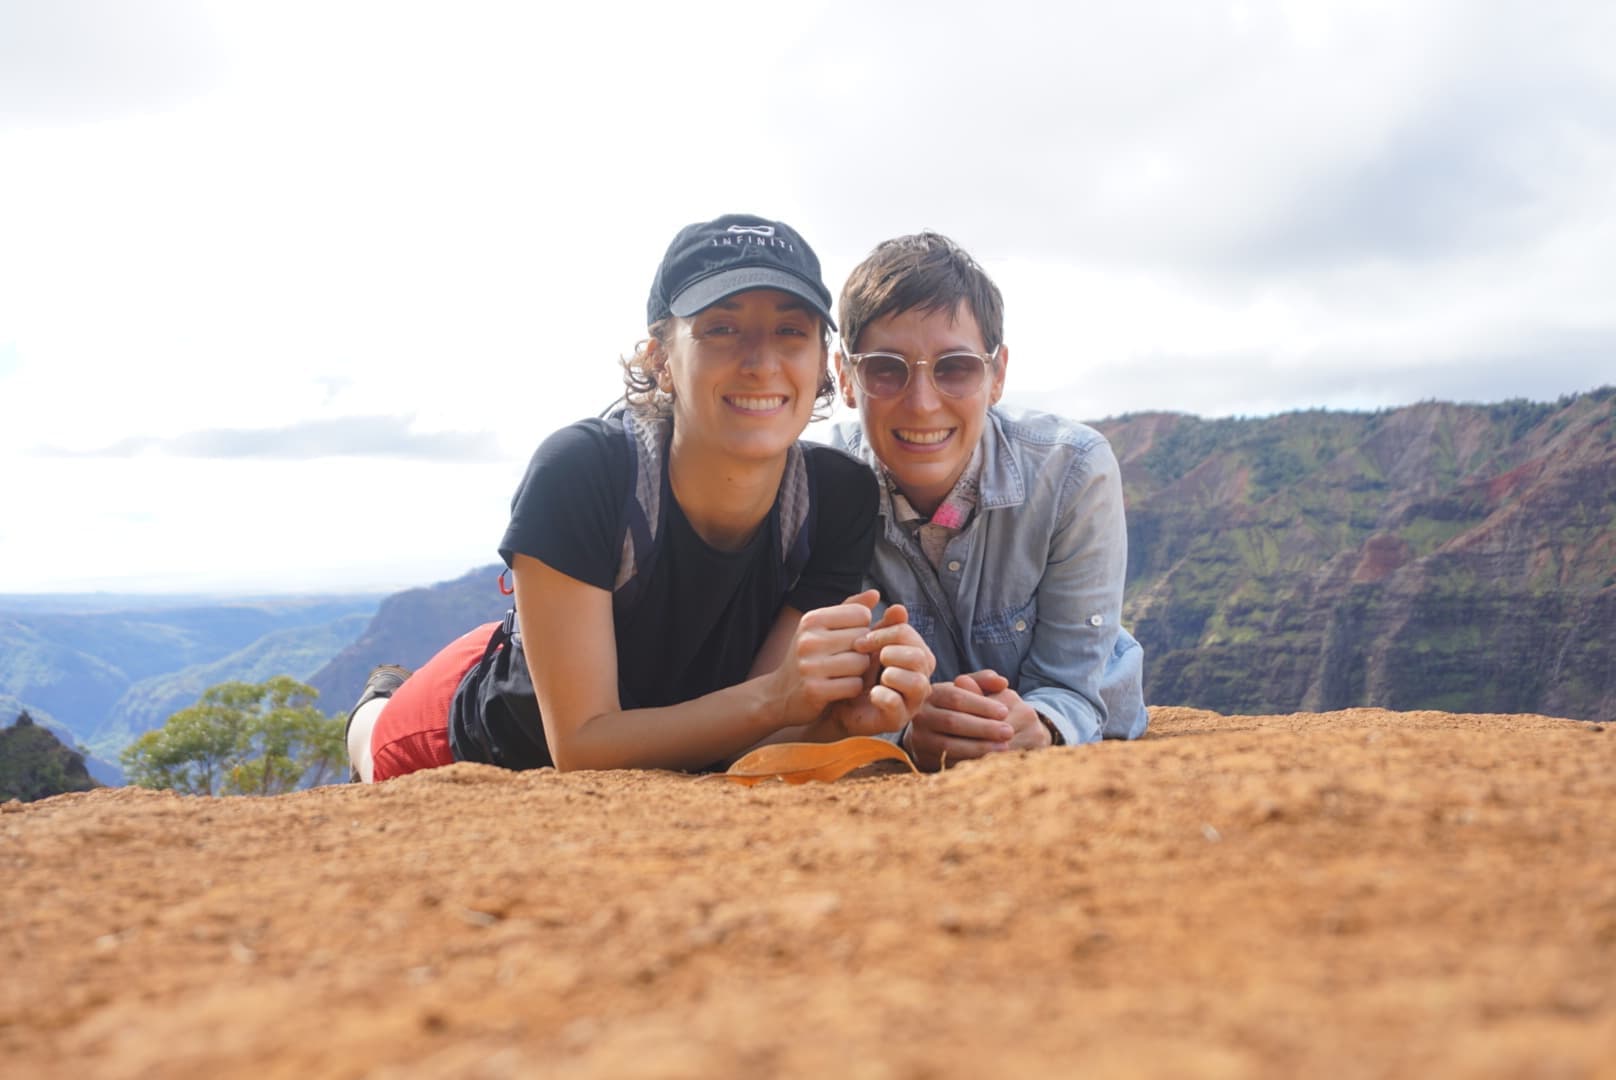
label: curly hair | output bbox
[619,319,676,415]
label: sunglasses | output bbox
[844,346,999,399]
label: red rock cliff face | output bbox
[1099,389,1616,720]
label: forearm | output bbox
[726,709,857,761]
[524,578,891,771]
[548,674,786,772]
[1016,438,1126,748]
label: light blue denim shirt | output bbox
[833,407,1148,744]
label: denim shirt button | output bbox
[1014,619,1027,632]
[947,560,961,572]
[1089,614,1103,626]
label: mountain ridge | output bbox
[305,566,513,715]
[1099,388,1615,718]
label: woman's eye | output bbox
[701,324,737,336]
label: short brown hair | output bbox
[838,232,1004,354]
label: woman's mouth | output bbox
[893,428,954,446]
[725,394,788,413]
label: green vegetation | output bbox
[1135,416,1256,486]
[1396,516,1471,554]
[120,677,346,796]
[89,612,373,761]
[1486,398,1559,442]
[0,711,99,802]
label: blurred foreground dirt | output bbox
[4,707,1615,1079]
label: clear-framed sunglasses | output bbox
[843,345,1000,399]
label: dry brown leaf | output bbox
[722,736,918,786]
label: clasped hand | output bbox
[775,589,935,738]
[906,670,1051,772]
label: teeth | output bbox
[895,429,952,445]
[728,395,786,411]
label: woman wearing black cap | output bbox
[345,214,935,780]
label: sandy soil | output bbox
[3,707,1614,1079]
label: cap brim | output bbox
[669,266,837,331]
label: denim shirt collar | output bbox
[976,407,1026,511]
[834,406,1027,526]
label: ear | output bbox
[834,351,858,409]
[646,336,674,390]
[989,345,1009,405]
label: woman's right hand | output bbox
[768,590,881,729]
[813,601,935,739]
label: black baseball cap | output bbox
[646,213,837,330]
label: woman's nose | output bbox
[739,330,791,371]
[902,362,944,409]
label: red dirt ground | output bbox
[4,707,1614,1079]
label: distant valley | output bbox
[0,596,384,780]
[0,569,516,783]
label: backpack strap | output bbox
[611,408,670,617]
[608,407,816,615]
[776,441,814,593]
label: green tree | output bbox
[120,677,346,796]
[1,711,100,802]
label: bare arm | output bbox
[513,553,879,772]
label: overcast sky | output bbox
[1,0,1611,594]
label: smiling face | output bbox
[837,301,1008,516]
[656,288,827,464]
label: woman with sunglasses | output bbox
[833,232,1147,771]
[345,214,935,781]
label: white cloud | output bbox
[0,455,516,593]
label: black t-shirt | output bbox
[451,416,878,768]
